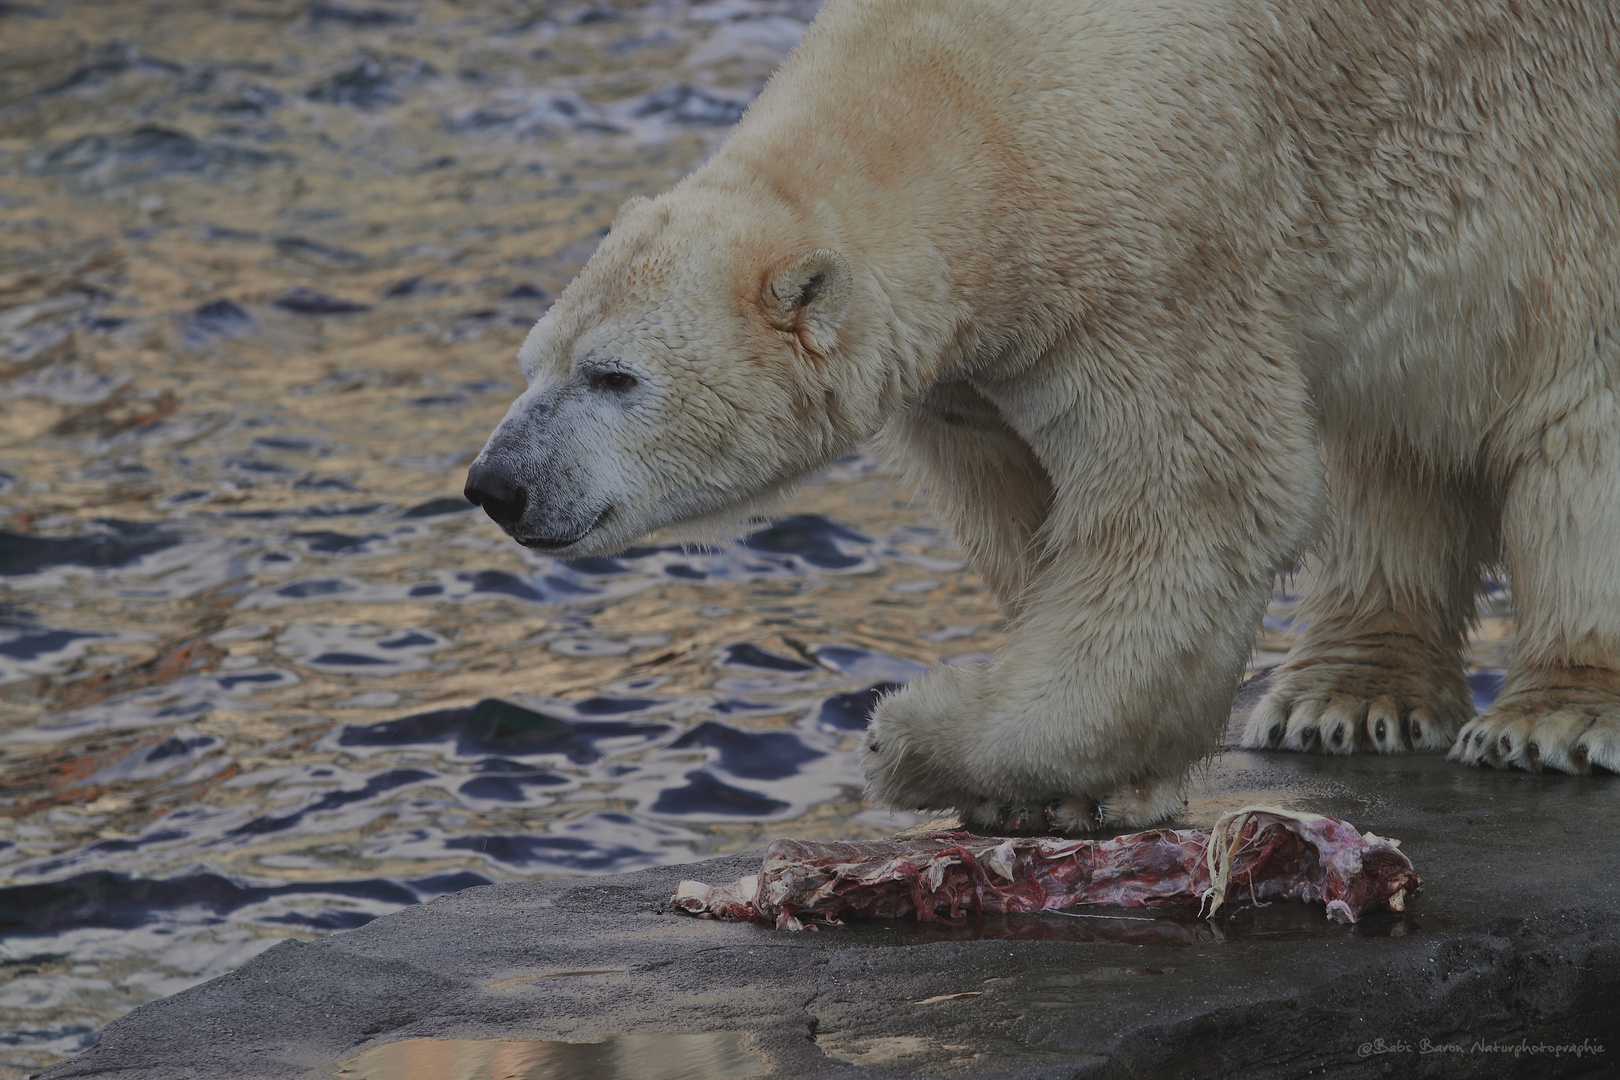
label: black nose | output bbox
[464,461,528,528]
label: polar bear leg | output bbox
[1242,437,1492,755]
[864,494,1281,831]
[1451,393,1620,773]
[864,539,1267,831]
[862,389,1062,817]
[881,381,1054,612]
[866,309,1319,832]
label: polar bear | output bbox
[467,0,1620,832]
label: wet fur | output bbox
[479,0,1620,831]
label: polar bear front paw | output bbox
[1448,669,1620,773]
[859,677,973,812]
[1241,656,1470,755]
[860,722,952,812]
[960,776,1185,836]
[962,795,1100,835]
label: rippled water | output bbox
[0,2,1513,1076]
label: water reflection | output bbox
[831,904,1421,947]
[335,1033,766,1080]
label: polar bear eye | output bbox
[592,371,637,392]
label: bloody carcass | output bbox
[672,807,1418,930]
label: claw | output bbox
[1521,740,1543,772]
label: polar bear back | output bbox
[715,0,1620,464]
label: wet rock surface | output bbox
[38,679,1620,1079]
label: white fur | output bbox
[476,0,1620,829]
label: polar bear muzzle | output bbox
[464,410,609,551]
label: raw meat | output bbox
[672,806,1418,929]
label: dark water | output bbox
[0,2,1511,1076]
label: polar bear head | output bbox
[465,189,892,556]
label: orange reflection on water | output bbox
[335,1032,766,1080]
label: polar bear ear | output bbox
[762,249,852,360]
[610,194,651,232]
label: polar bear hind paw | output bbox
[1241,656,1471,755]
[1243,690,1460,755]
[1449,669,1620,774]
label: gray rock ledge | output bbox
[39,678,1620,1079]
